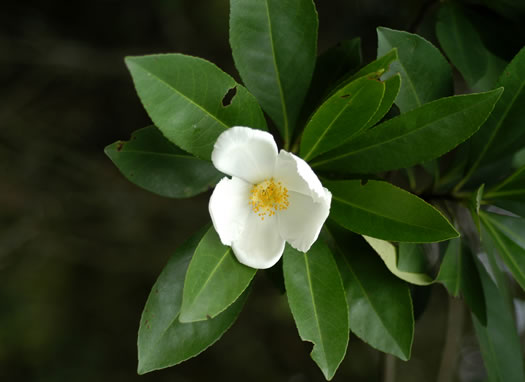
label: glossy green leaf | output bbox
[377,27,453,112]
[137,227,249,374]
[179,228,256,323]
[363,74,401,129]
[311,88,503,174]
[463,47,525,185]
[104,127,222,198]
[485,165,525,202]
[300,38,363,120]
[125,54,266,160]
[472,258,525,382]
[480,211,525,291]
[349,49,398,83]
[334,49,398,94]
[436,3,506,92]
[436,239,486,324]
[301,75,385,161]
[363,236,433,285]
[283,241,349,380]
[230,0,318,144]
[436,239,462,296]
[325,179,458,243]
[327,226,414,360]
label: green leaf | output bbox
[377,27,453,112]
[137,226,249,374]
[104,126,222,198]
[327,226,414,360]
[469,184,485,233]
[229,0,318,144]
[397,243,429,274]
[300,38,363,121]
[363,236,433,285]
[347,49,398,83]
[325,179,458,243]
[436,239,461,297]
[311,88,503,174]
[493,200,525,217]
[300,74,385,161]
[480,211,525,292]
[179,228,256,323]
[472,257,525,382]
[283,241,349,380]
[363,74,401,129]
[462,47,525,186]
[125,54,267,160]
[485,165,525,202]
[436,239,486,324]
[436,3,506,92]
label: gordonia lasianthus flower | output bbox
[209,126,332,269]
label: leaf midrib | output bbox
[460,80,524,190]
[182,247,233,319]
[313,93,491,167]
[303,85,368,161]
[303,252,328,365]
[130,59,230,130]
[481,214,525,284]
[339,248,407,357]
[332,194,450,235]
[264,0,289,142]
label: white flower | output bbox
[209,126,332,269]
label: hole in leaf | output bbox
[360,178,368,186]
[116,141,125,152]
[222,86,237,107]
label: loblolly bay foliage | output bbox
[105,0,525,380]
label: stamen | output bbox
[249,178,289,220]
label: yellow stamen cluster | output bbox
[249,178,289,220]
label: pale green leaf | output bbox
[363,236,433,285]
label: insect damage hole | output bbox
[222,86,237,107]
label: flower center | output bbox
[249,178,289,220]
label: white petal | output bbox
[274,150,325,202]
[231,213,285,269]
[209,176,251,246]
[212,126,278,184]
[278,189,332,253]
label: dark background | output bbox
[1,1,523,381]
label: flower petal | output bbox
[209,176,251,246]
[278,189,332,253]
[231,213,285,269]
[274,150,325,202]
[212,126,278,184]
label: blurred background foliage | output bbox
[1,0,524,381]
